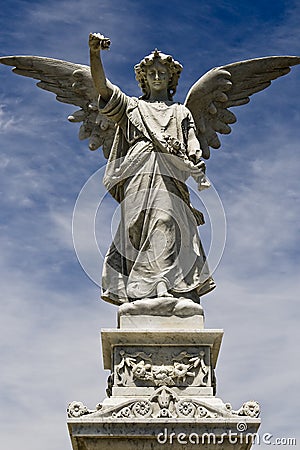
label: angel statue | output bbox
[1,34,299,317]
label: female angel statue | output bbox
[1,34,299,316]
[88,34,215,316]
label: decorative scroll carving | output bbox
[68,387,261,421]
[110,387,215,419]
[67,401,90,418]
[67,401,102,418]
[232,400,261,418]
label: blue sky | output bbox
[0,1,299,449]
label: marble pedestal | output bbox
[67,313,260,449]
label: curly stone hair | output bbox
[134,49,183,100]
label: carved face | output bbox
[146,60,169,95]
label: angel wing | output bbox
[184,56,300,159]
[0,56,116,158]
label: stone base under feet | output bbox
[119,296,204,317]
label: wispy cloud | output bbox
[0,1,299,449]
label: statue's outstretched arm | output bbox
[89,33,114,103]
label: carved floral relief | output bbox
[115,349,209,387]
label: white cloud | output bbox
[0,267,114,450]
[0,1,299,449]
[0,104,16,132]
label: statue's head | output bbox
[134,49,183,100]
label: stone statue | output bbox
[1,34,299,317]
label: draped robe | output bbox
[99,85,215,305]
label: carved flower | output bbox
[133,401,152,417]
[241,401,260,418]
[132,360,152,379]
[178,401,195,417]
[173,362,195,378]
[67,401,88,418]
[133,362,146,377]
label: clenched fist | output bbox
[89,33,111,52]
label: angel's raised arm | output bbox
[89,33,114,103]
